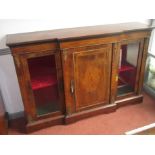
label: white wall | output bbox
[0,55,24,113]
[0,19,150,114]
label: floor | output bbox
[9,92,155,135]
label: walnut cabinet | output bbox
[6,22,153,132]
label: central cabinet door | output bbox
[67,44,112,112]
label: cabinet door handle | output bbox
[70,80,74,94]
[116,75,118,82]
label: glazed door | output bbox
[19,51,64,121]
[111,39,144,102]
[63,44,112,113]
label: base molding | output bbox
[26,115,65,133]
[116,95,143,108]
[65,103,117,124]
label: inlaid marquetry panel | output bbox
[73,45,112,111]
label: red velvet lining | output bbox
[30,69,57,90]
[28,55,59,108]
[119,62,135,73]
[28,56,57,90]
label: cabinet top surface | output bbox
[6,22,153,46]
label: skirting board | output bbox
[0,113,8,134]
[7,111,26,133]
[8,111,25,120]
[125,123,155,135]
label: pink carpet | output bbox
[9,92,155,135]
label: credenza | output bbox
[6,22,153,132]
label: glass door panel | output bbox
[117,42,140,96]
[27,55,60,116]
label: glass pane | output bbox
[117,42,140,96]
[145,56,155,91]
[27,55,60,116]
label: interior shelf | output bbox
[31,74,57,90]
[29,66,58,90]
[119,63,135,73]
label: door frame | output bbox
[17,50,64,121]
[110,38,145,102]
